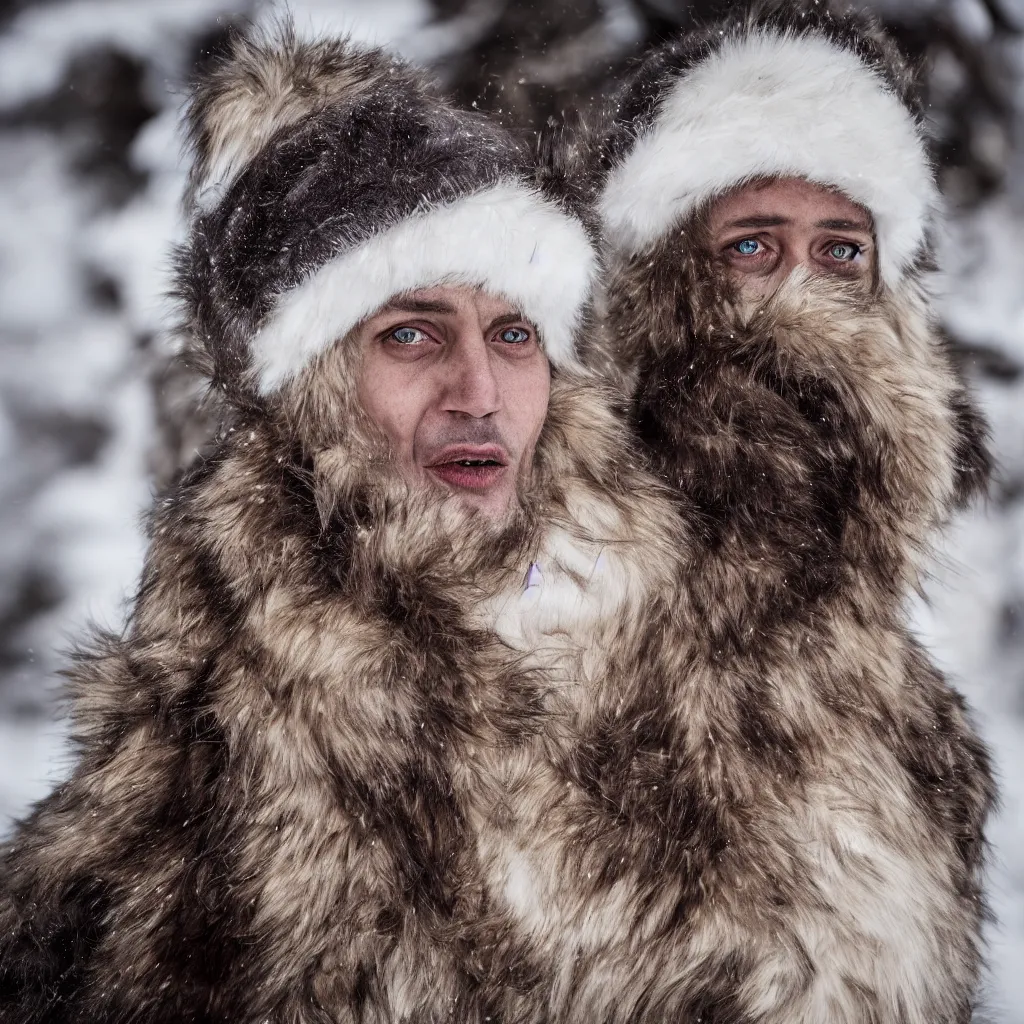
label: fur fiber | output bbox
[176,25,594,401]
[183,23,402,211]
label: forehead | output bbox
[710,176,873,230]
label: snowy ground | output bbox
[0,0,1021,1017]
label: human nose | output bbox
[779,248,803,278]
[441,332,501,418]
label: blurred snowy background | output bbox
[0,0,1021,1015]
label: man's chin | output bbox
[440,483,517,522]
[418,465,515,520]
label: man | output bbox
[581,3,996,1022]
[0,25,686,1023]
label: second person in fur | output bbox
[578,3,996,1022]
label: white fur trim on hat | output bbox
[251,181,595,393]
[598,30,937,286]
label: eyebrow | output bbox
[726,215,789,228]
[724,215,873,232]
[381,298,459,315]
[815,217,872,231]
[485,311,529,332]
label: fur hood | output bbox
[595,2,935,288]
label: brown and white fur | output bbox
[547,184,995,1020]
[0,16,995,1024]
[0,301,691,1021]
[526,5,997,1015]
[0,229,995,1024]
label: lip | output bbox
[425,444,509,492]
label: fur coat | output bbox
[0,26,691,1023]
[0,277,994,1024]
[0,17,996,1024]
[0,339,687,1022]
[572,163,995,1022]
[555,4,997,1016]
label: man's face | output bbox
[353,285,551,518]
[707,177,876,304]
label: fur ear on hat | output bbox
[598,9,937,288]
[183,24,401,211]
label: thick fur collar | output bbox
[596,4,934,287]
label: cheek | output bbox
[502,358,551,452]
[356,353,430,457]
[862,249,878,285]
[725,266,777,304]
[820,253,875,287]
[721,254,786,298]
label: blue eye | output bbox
[734,238,760,255]
[499,327,531,344]
[829,242,860,261]
[391,327,424,345]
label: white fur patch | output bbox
[495,841,640,954]
[599,30,937,287]
[251,181,596,393]
[483,527,633,657]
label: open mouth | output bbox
[426,446,508,491]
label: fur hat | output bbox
[597,3,935,288]
[175,26,596,400]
